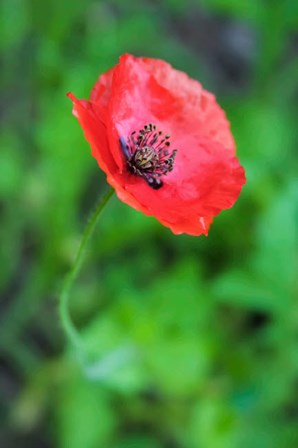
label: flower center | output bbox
[119,123,178,189]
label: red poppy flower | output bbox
[67,54,245,236]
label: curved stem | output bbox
[59,187,114,355]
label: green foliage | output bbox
[1,0,297,447]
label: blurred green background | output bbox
[1,0,298,447]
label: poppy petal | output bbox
[68,54,246,235]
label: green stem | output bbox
[59,187,114,355]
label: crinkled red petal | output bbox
[105,55,245,235]
[68,54,246,235]
[67,92,116,175]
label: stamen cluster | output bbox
[120,124,178,189]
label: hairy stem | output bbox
[59,187,114,355]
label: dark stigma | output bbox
[119,123,178,190]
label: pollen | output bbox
[119,124,178,189]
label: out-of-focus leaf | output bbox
[56,368,115,448]
[211,270,279,312]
